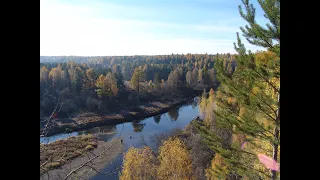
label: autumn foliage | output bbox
[120,137,194,180]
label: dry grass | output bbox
[40,134,98,174]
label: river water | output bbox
[40,97,200,179]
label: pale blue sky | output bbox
[40,0,267,56]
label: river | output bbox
[40,97,200,179]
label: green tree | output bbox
[154,73,160,89]
[197,0,280,179]
[68,65,84,93]
[130,68,146,93]
[115,72,125,92]
[95,72,119,98]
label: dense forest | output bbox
[40,53,236,118]
[40,0,280,179]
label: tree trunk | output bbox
[271,93,280,180]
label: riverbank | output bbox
[40,95,196,137]
[40,135,123,180]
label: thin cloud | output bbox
[40,0,266,56]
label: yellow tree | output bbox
[95,72,119,98]
[49,66,62,89]
[157,137,194,180]
[204,88,216,128]
[130,68,146,93]
[120,146,158,180]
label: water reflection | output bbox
[80,125,116,135]
[191,99,198,109]
[168,107,179,121]
[153,115,161,124]
[132,121,146,132]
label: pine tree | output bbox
[197,0,280,179]
[115,72,125,92]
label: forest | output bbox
[40,53,236,118]
[40,0,280,179]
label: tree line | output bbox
[40,53,236,117]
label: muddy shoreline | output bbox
[40,96,196,137]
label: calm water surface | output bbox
[40,97,200,180]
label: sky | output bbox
[40,0,268,56]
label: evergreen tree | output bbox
[197,0,280,179]
[115,72,125,92]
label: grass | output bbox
[40,134,98,174]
